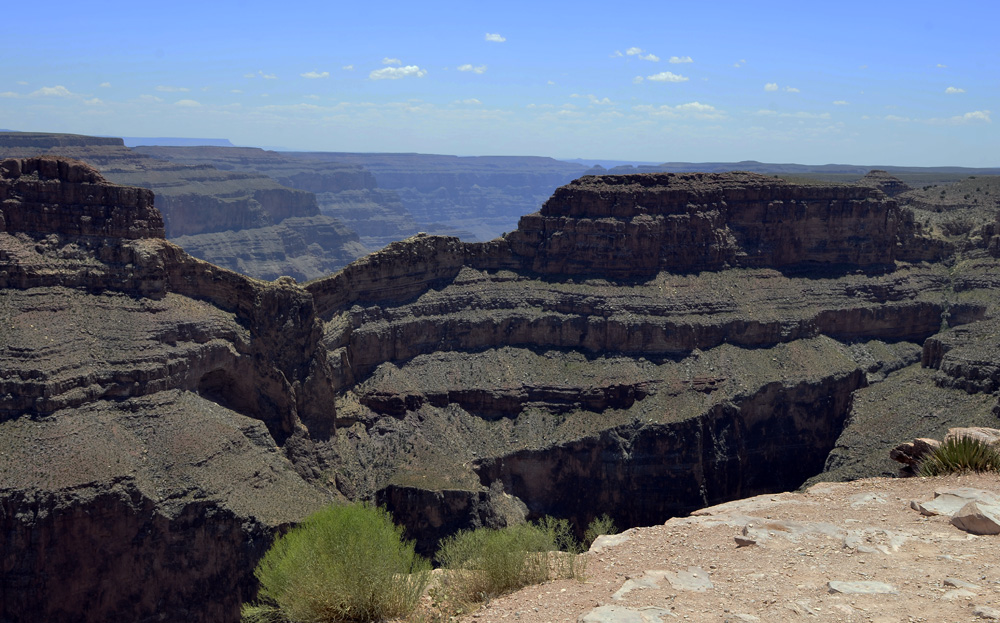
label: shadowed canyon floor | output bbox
[3,156,1000,622]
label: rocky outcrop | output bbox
[857,169,912,198]
[0,156,163,239]
[507,172,903,277]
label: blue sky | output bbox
[1,0,996,166]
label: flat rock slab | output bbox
[611,571,671,601]
[579,605,675,622]
[912,488,1000,517]
[975,605,1000,620]
[590,531,633,553]
[667,566,713,592]
[827,581,898,595]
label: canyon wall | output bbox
[0,133,367,280]
[0,157,333,622]
[4,161,1000,620]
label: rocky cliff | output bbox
[0,133,367,280]
[4,162,1000,621]
[0,157,334,622]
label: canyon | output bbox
[2,155,1000,622]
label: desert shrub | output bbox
[241,503,429,623]
[436,518,581,602]
[918,435,1000,477]
[583,514,618,548]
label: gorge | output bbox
[2,155,1000,622]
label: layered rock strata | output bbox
[4,163,999,620]
[0,133,367,280]
[0,157,333,622]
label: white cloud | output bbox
[833,100,850,105]
[952,110,991,123]
[626,47,643,55]
[547,80,556,85]
[301,71,330,79]
[639,53,659,62]
[156,85,190,92]
[669,56,693,64]
[137,94,164,103]
[633,76,644,84]
[31,85,73,97]
[305,94,320,100]
[456,98,482,105]
[634,101,725,120]
[84,98,103,105]
[764,83,779,92]
[99,82,111,88]
[342,65,355,71]
[260,71,277,79]
[610,50,623,58]
[458,64,487,74]
[175,99,202,107]
[485,33,506,42]
[785,86,800,93]
[244,73,256,78]
[675,102,717,113]
[382,58,402,66]
[0,91,19,98]
[884,110,990,125]
[647,71,688,83]
[733,59,746,68]
[756,109,831,119]
[231,89,243,94]
[937,63,948,68]
[17,81,28,86]
[573,93,614,105]
[369,65,427,80]
[945,86,965,94]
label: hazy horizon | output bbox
[2,0,996,167]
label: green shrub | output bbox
[583,514,618,548]
[436,518,581,602]
[918,435,1000,477]
[242,503,430,623]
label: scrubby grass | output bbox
[583,514,618,548]
[918,435,1000,477]
[241,503,429,623]
[435,518,583,605]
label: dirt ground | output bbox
[457,473,1000,623]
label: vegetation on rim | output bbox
[241,503,430,623]
[918,435,1000,477]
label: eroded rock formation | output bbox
[0,157,333,622]
[4,163,1000,621]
